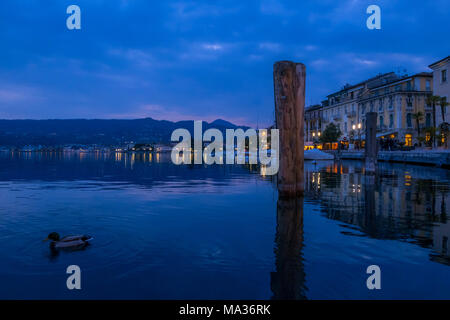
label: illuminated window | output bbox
[405,134,412,147]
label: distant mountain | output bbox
[210,119,239,128]
[0,118,250,147]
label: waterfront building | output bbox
[322,72,398,148]
[319,71,433,148]
[429,56,450,125]
[358,72,433,147]
[304,104,322,149]
[429,56,450,147]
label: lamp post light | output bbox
[357,123,362,149]
[352,123,362,149]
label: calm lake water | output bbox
[0,151,449,299]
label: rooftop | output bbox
[429,56,450,68]
[326,72,396,98]
[369,71,432,90]
[305,104,322,112]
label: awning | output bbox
[376,130,398,138]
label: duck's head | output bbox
[44,232,60,242]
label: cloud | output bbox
[108,48,155,67]
[0,0,448,124]
[177,42,237,61]
[0,84,43,103]
[202,44,224,51]
[310,59,330,69]
[258,42,282,52]
[170,1,241,19]
[305,45,318,51]
[260,0,292,16]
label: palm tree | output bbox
[426,95,441,147]
[440,96,449,123]
[412,111,424,137]
[440,123,449,149]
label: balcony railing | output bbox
[346,111,357,118]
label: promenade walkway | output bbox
[327,149,450,168]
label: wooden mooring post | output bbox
[365,112,378,173]
[273,61,305,197]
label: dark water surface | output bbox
[0,152,449,299]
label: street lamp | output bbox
[357,123,362,149]
[352,124,356,148]
[352,123,362,149]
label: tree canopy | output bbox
[319,123,342,143]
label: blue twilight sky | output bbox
[0,0,448,127]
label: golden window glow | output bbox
[405,134,412,147]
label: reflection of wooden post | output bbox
[271,196,306,300]
[365,112,377,173]
[273,61,305,197]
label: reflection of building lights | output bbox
[405,174,411,186]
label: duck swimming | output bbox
[44,232,93,249]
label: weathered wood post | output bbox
[273,61,305,197]
[365,112,378,173]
